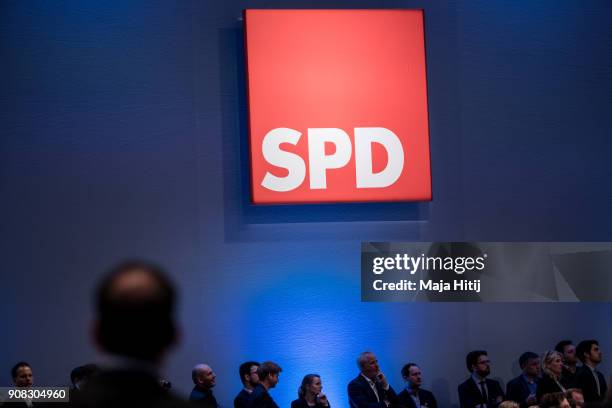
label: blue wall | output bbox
[2,1,612,406]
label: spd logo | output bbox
[244,9,431,204]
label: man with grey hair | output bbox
[190,363,219,408]
[348,352,399,408]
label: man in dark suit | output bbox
[505,352,540,408]
[458,350,504,408]
[575,339,607,403]
[3,362,35,407]
[348,351,399,408]
[72,259,189,408]
[249,361,282,408]
[555,340,578,389]
[234,361,260,408]
[190,364,219,407]
[397,363,437,408]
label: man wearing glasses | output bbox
[458,350,504,408]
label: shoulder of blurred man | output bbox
[71,369,189,408]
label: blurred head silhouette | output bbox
[94,259,177,363]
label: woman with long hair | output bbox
[537,351,567,404]
[291,374,330,408]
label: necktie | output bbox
[479,381,488,406]
[593,370,601,396]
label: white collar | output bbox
[361,373,376,386]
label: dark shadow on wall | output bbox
[217,24,429,242]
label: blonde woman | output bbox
[537,351,566,403]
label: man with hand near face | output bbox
[348,351,399,408]
[397,363,437,408]
[458,350,504,408]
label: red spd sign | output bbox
[244,9,431,204]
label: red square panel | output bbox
[244,9,431,204]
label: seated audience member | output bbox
[537,351,566,403]
[564,389,584,408]
[291,374,330,408]
[555,341,578,389]
[190,364,218,408]
[348,351,399,408]
[250,361,282,408]
[506,352,540,408]
[234,361,260,408]
[499,402,519,408]
[539,392,571,408]
[458,350,504,408]
[397,363,438,408]
[575,339,607,403]
[72,259,188,408]
[11,362,33,388]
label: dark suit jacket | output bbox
[347,374,399,408]
[536,373,565,403]
[189,387,218,408]
[458,377,504,408]
[575,366,608,403]
[397,388,437,408]
[234,389,251,408]
[290,397,330,408]
[560,366,576,390]
[505,375,538,408]
[71,369,189,408]
[249,384,279,408]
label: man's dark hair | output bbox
[11,362,31,380]
[70,364,99,385]
[466,350,487,372]
[576,340,599,363]
[519,352,539,369]
[96,259,176,361]
[555,340,573,354]
[257,361,282,380]
[401,363,419,378]
[239,361,259,384]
